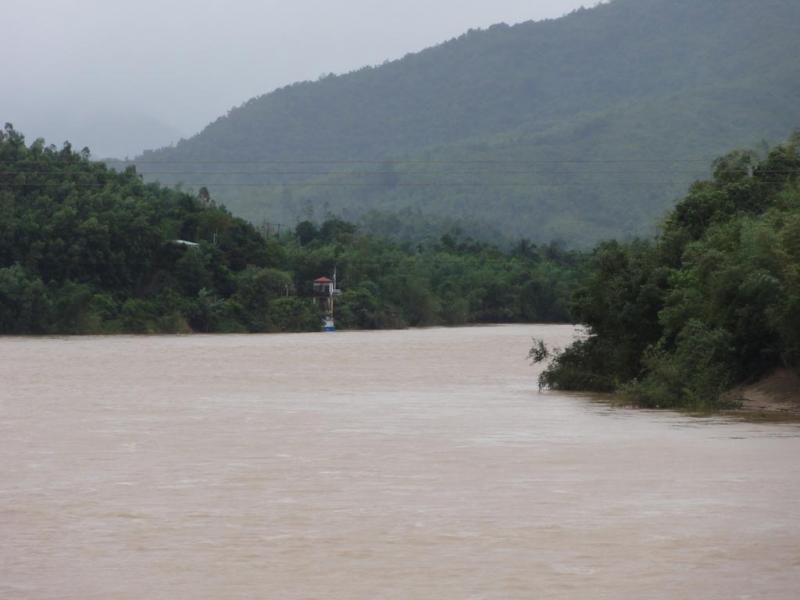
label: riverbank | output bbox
[576,368,800,420]
[724,369,800,419]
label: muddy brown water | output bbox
[1,325,799,599]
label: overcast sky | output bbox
[2,0,600,157]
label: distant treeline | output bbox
[0,125,584,335]
[538,133,800,410]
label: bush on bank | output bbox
[539,134,800,409]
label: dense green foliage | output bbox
[131,0,800,245]
[0,126,583,334]
[540,135,800,409]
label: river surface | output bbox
[1,325,799,599]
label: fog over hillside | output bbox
[1,0,597,158]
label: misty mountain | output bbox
[5,108,185,160]
[134,0,800,245]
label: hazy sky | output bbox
[2,0,600,157]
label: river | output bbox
[1,325,799,599]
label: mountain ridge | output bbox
[133,0,800,244]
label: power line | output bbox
[2,165,795,189]
[120,157,720,164]
[5,171,799,179]
[0,169,720,176]
[0,158,721,166]
[3,180,795,189]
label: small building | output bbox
[313,274,341,332]
[313,277,334,296]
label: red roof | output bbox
[314,277,333,283]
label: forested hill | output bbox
[134,0,800,245]
[0,125,584,334]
